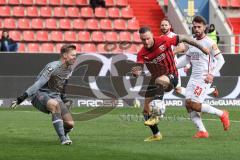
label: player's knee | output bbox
[47,99,61,113]
[185,99,192,112]
[155,75,171,91]
[65,121,74,129]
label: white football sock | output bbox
[206,87,215,95]
[190,111,207,132]
[178,87,186,96]
[201,103,223,117]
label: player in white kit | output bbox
[177,16,230,138]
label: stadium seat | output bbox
[45,18,58,29]
[108,8,120,18]
[27,43,40,52]
[105,31,118,42]
[35,0,48,5]
[230,0,240,7]
[49,0,61,5]
[126,44,137,53]
[59,19,72,29]
[119,31,132,42]
[22,0,34,5]
[54,7,66,17]
[78,31,91,42]
[63,0,75,5]
[40,7,52,17]
[92,31,105,42]
[18,43,25,52]
[75,0,88,6]
[8,0,20,5]
[0,21,2,28]
[36,31,49,41]
[0,0,6,5]
[127,19,140,30]
[55,43,64,52]
[4,18,16,29]
[0,6,11,17]
[100,19,113,30]
[218,0,228,7]
[23,31,35,41]
[41,43,54,53]
[105,0,115,7]
[26,7,39,17]
[97,43,107,53]
[51,31,63,42]
[67,7,80,18]
[9,30,21,41]
[12,6,25,17]
[95,7,107,18]
[18,18,31,29]
[121,7,134,19]
[86,19,99,30]
[81,7,94,18]
[74,43,82,52]
[73,19,85,30]
[82,43,97,53]
[133,32,141,43]
[31,18,44,29]
[113,19,127,30]
[116,0,128,7]
[65,31,77,42]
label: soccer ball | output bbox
[150,99,166,117]
[133,98,141,108]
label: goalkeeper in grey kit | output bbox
[11,44,77,145]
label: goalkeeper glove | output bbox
[10,92,28,109]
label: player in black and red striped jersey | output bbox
[131,26,209,142]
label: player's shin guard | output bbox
[52,113,66,141]
[144,114,160,135]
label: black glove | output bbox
[10,92,28,109]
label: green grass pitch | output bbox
[1,106,240,160]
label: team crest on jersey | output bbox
[159,44,166,51]
[152,53,166,63]
[191,52,200,60]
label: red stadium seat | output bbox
[31,18,44,29]
[133,32,141,43]
[27,43,40,52]
[105,0,115,7]
[23,31,35,41]
[86,19,99,30]
[78,31,91,42]
[108,8,120,18]
[8,0,20,5]
[22,0,34,5]
[51,31,63,42]
[36,31,49,41]
[74,43,82,52]
[59,19,71,29]
[100,19,112,30]
[0,6,11,17]
[26,7,39,17]
[12,6,25,17]
[4,18,16,29]
[82,43,97,53]
[67,7,80,17]
[40,7,52,17]
[0,0,6,5]
[218,0,228,7]
[95,7,107,18]
[35,0,48,5]
[73,19,85,30]
[116,0,128,7]
[105,31,118,42]
[54,7,66,17]
[119,31,131,42]
[75,0,88,6]
[41,43,55,53]
[63,0,75,5]
[113,19,127,30]
[0,21,2,28]
[97,43,107,53]
[127,19,139,30]
[9,30,21,41]
[81,7,94,18]
[49,0,61,5]
[121,7,134,19]
[126,44,137,53]
[65,31,77,42]
[18,18,31,29]
[45,18,58,29]
[55,43,64,52]
[18,43,25,52]
[230,0,240,7]
[92,31,105,42]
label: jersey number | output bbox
[194,86,203,97]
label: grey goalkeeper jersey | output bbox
[26,61,73,97]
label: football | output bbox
[150,99,166,117]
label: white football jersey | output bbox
[186,36,220,80]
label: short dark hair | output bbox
[60,44,76,56]
[160,18,171,24]
[139,26,152,34]
[192,16,207,25]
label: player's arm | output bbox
[176,55,191,69]
[173,43,188,55]
[178,35,209,55]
